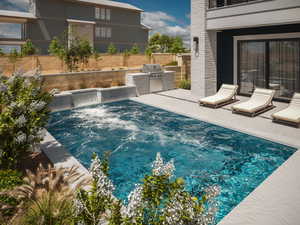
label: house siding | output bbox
[25,0,148,54]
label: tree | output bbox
[21,40,37,56]
[147,33,186,54]
[170,37,186,53]
[130,44,140,55]
[107,43,117,55]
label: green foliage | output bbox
[48,35,93,71]
[48,37,64,59]
[179,79,191,90]
[8,49,22,71]
[145,47,153,57]
[0,170,23,221]
[21,192,75,225]
[130,44,140,55]
[75,153,219,225]
[164,61,178,66]
[123,49,131,57]
[148,33,186,54]
[0,71,53,169]
[170,37,186,54]
[107,43,118,55]
[21,39,37,56]
[0,170,23,190]
[0,48,4,56]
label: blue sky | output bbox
[0,0,191,46]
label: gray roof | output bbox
[73,0,143,11]
[0,10,36,19]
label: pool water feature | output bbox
[47,100,296,222]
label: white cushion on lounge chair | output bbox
[199,84,238,105]
[232,88,275,113]
[272,93,300,123]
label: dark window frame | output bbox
[237,37,300,102]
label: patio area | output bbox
[132,88,300,225]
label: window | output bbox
[95,7,100,19]
[95,26,112,38]
[0,23,23,39]
[106,9,111,21]
[100,8,106,20]
[106,27,111,38]
[0,45,21,53]
[95,7,111,20]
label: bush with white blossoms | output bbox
[0,70,53,169]
[75,152,220,225]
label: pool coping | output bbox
[42,97,300,225]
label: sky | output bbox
[0,0,191,46]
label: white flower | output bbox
[121,184,144,218]
[89,155,115,198]
[30,101,46,111]
[152,152,175,177]
[15,132,26,144]
[15,115,27,127]
[37,129,46,139]
[0,84,7,92]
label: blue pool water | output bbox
[47,100,296,222]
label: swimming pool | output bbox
[47,100,296,222]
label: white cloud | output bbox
[142,11,191,48]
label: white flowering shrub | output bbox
[75,152,220,225]
[0,70,53,169]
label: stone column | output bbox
[191,0,217,97]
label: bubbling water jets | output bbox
[72,107,139,132]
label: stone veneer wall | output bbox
[41,66,183,92]
[191,0,217,97]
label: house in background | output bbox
[191,0,300,101]
[0,0,150,54]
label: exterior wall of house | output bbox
[191,0,217,97]
[207,0,300,30]
[25,0,148,54]
[191,0,300,97]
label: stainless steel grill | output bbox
[142,64,164,78]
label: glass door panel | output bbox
[269,40,300,100]
[239,41,266,95]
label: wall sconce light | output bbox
[193,36,199,55]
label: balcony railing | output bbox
[208,0,259,9]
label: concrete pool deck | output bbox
[41,88,300,225]
[132,89,300,225]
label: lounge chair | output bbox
[199,84,238,108]
[272,93,300,128]
[232,88,275,117]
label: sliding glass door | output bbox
[238,41,266,95]
[238,38,300,100]
[269,40,300,99]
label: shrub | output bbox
[74,152,220,225]
[179,79,191,90]
[130,44,140,55]
[107,43,117,55]
[0,170,23,222]
[165,61,178,66]
[8,49,22,72]
[0,70,53,169]
[0,48,4,56]
[48,36,93,71]
[10,164,87,225]
[21,40,37,56]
